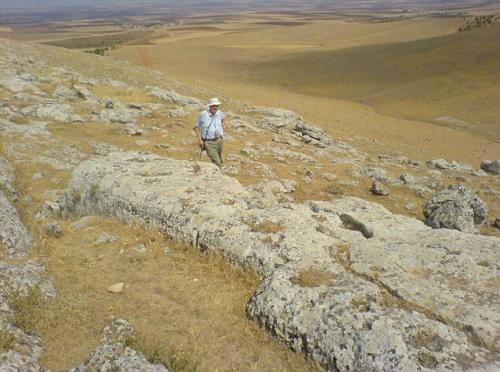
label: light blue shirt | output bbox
[195,110,225,140]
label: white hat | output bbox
[208,97,221,107]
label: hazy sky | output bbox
[1,0,494,12]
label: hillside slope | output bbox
[250,23,500,139]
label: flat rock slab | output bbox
[59,152,500,370]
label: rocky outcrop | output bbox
[0,156,17,199]
[247,105,331,146]
[0,261,55,371]
[70,319,169,371]
[0,192,32,256]
[34,102,74,122]
[56,152,500,371]
[0,157,32,256]
[427,159,485,176]
[423,184,488,233]
[147,86,203,107]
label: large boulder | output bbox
[423,184,488,233]
[57,152,500,371]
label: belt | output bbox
[203,136,222,142]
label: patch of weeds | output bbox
[326,184,343,195]
[410,329,443,352]
[124,332,197,371]
[335,243,351,271]
[11,287,46,335]
[246,219,285,234]
[0,329,16,352]
[290,269,333,287]
[311,214,327,223]
[417,351,438,369]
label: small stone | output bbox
[163,247,171,255]
[70,216,97,230]
[155,143,170,149]
[44,221,64,238]
[370,180,389,196]
[135,244,147,254]
[399,173,415,184]
[107,282,125,293]
[326,185,343,195]
[94,232,118,246]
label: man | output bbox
[194,97,225,169]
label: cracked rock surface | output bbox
[57,151,500,371]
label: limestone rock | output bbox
[423,184,488,233]
[94,233,118,246]
[0,260,56,301]
[294,121,331,145]
[44,221,64,238]
[58,153,500,370]
[480,160,500,175]
[0,156,17,199]
[70,319,169,371]
[0,191,32,256]
[108,283,125,293]
[370,180,389,196]
[147,86,202,107]
[245,105,299,123]
[70,216,97,230]
[73,84,96,101]
[35,102,74,122]
[54,85,78,100]
[248,106,302,133]
[427,159,479,175]
[0,328,48,372]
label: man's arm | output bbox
[194,126,204,149]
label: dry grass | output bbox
[28,216,320,371]
[289,269,333,287]
[248,220,285,234]
[124,330,195,371]
[0,330,16,352]
[10,287,46,335]
[2,15,499,369]
[1,110,321,371]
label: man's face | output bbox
[209,105,219,115]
